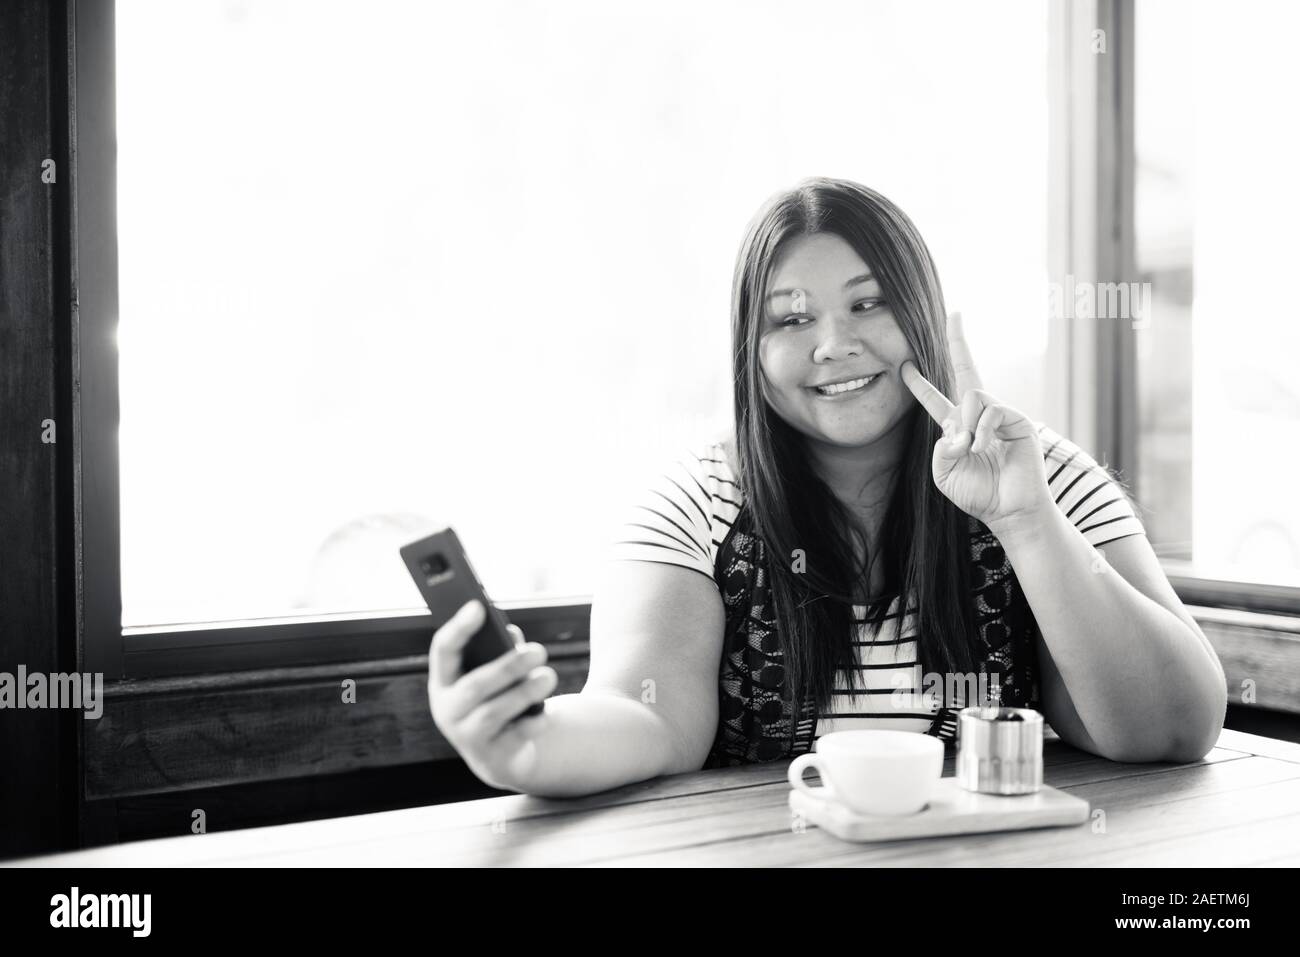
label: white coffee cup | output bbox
[787,730,943,816]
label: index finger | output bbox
[900,360,956,426]
[430,599,483,689]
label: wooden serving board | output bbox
[788,777,1090,842]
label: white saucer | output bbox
[788,777,1089,842]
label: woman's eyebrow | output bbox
[765,272,876,302]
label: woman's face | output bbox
[758,232,918,448]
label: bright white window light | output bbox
[117,0,1049,626]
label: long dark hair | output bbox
[730,176,979,719]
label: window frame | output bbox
[1047,0,1138,485]
[1051,0,1300,614]
[75,0,123,679]
[77,0,1300,686]
[74,2,592,682]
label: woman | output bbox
[426,177,1227,797]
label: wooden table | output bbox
[12,729,1300,867]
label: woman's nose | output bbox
[812,311,871,362]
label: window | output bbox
[1134,0,1300,590]
[115,0,1052,628]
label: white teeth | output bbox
[815,374,877,395]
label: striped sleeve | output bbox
[605,447,719,583]
[1037,424,1147,547]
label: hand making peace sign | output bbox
[901,312,1052,531]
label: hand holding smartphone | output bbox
[402,527,545,717]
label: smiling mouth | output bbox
[809,373,884,397]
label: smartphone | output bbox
[401,527,544,717]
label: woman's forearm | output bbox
[504,689,687,798]
[989,505,1226,762]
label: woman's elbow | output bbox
[1107,690,1227,764]
[1170,688,1228,763]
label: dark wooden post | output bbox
[0,0,82,858]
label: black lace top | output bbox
[702,502,1043,768]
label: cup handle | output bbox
[788,753,837,803]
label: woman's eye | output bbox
[776,300,884,326]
